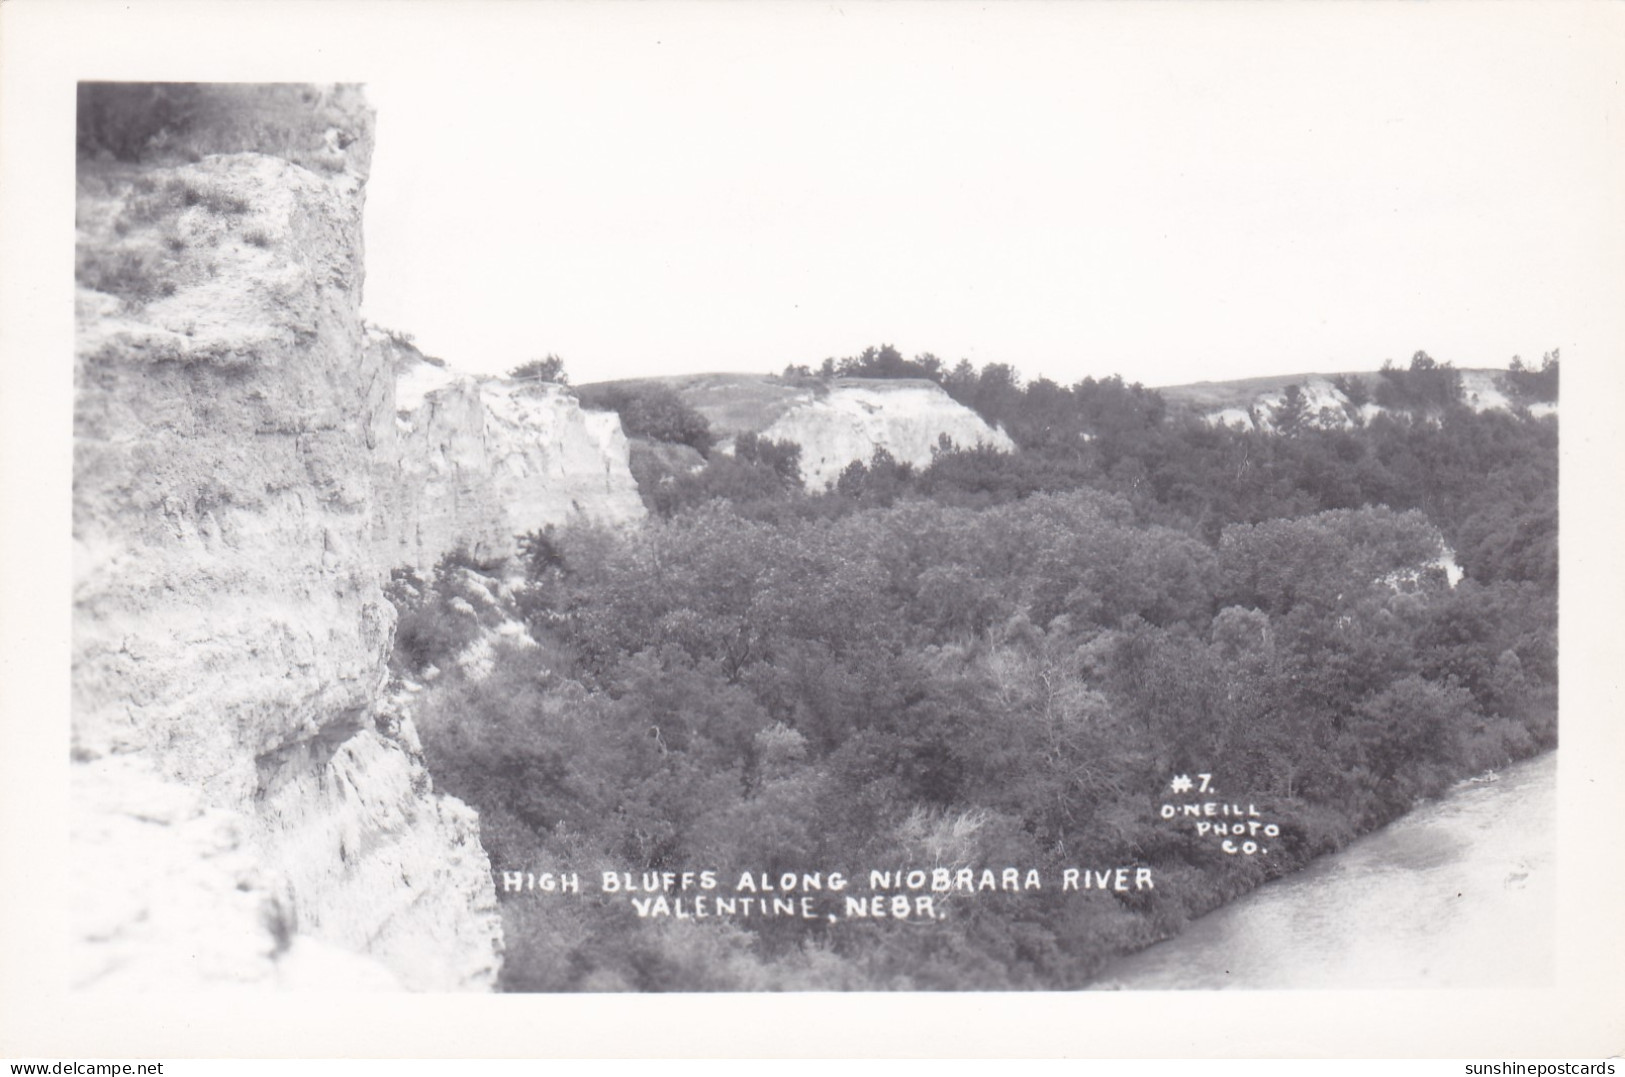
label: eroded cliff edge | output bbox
[369,331,645,572]
[72,84,501,990]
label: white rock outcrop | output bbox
[1209,375,1360,434]
[1202,371,1556,433]
[593,373,1015,491]
[758,379,1015,490]
[1459,370,1514,414]
[73,85,500,990]
[371,335,645,571]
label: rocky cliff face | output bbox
[371,333,645,572]
[72,84,500,990]
[1203,371,1556,433]
[757,379,1015,489]
[623,373,1016,490]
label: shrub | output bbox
[1375,351,1463,412]
[832,343,944,381]
[76,248,175,305]
[78,83,206,162]
[650,454,793,517]
[77,82,369,172]
[510,355,568,384]
[171,178,250,216]
[383,550,506,674]
[517,528,567,581]
[1331,374,1370,410]
[1500,350,1559,404]
[577,383,716,456]
[732,432,802,488]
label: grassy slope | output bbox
[578,373,944,436]
[1153,371,1375,412]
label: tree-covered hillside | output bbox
[391,348,1557,991]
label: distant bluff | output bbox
[1161,369,1557,434]
[579,373,1017,490]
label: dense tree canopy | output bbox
[394,349,1557,991]
[576,382,718,456]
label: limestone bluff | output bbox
[369,328,646,572]
[71,84,509,990]
[70,83,1015,990]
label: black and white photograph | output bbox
[3,0,1624,1061]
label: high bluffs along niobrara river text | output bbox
[72,83,1559,991]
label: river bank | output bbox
[1097,751,1556,989]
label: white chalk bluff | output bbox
[644,372,1016,490]
[764,379,1015,490]
[72,85,503,990]
[371,331,645,572]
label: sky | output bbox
[350,6,1617,387]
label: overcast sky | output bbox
[355,4,1622,387]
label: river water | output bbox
[1098,752,1555,989]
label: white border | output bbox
[2,0,1622,1059]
